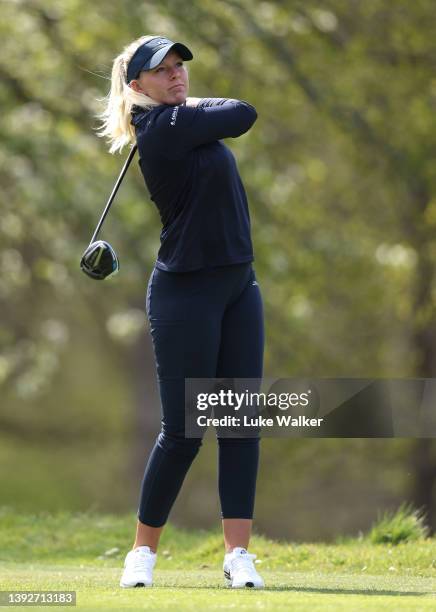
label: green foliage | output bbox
[367,503,429,545]
[1,0,436,539]
[1,508,435,576]
[2,0,435,394]
[2,567,435,611]
[2,510,436,612]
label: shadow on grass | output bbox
[264,586,436,597]
[152,584,436,597]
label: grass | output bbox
[368,502,429,545]
[0,505,435,610]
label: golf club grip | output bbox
[89,144,138,245]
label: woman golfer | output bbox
[99,35,264,589]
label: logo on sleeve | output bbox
[170,106,179,126]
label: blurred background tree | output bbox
[1,0,435,540]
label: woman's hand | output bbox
[184,97,202,107]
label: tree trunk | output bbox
[409,240,436,535]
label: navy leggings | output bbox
[137,262,264,527]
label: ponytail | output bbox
[96,35,161,154]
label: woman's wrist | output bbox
[184,97,202,107]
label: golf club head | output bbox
[80,240,119,280]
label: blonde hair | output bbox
[96,35,163,154]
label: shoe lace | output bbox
[232,553,257,574]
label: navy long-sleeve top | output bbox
[131,98,257,272]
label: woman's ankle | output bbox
[132,543,157,553]
[133,520,164,554]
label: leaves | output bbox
[1,0,435,534]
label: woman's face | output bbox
[130,50,189,105]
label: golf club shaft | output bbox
[89,144,138,246]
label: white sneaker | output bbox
[119,546,157,588]
[223,547,265,589]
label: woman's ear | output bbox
[130,80,146,95]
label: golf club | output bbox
[80,144,137,280]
